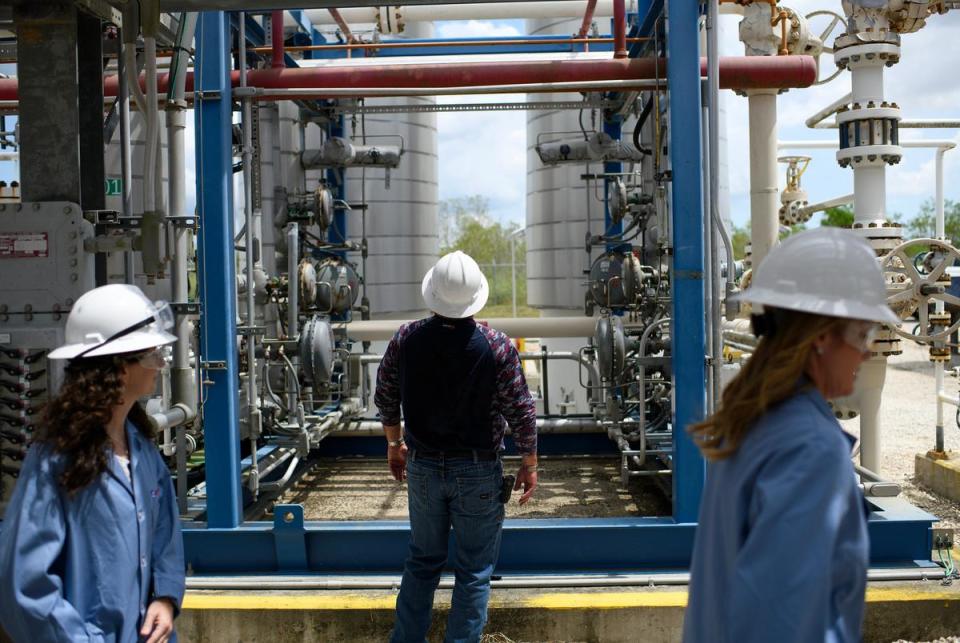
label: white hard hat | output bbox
[732,227,899,325]
[421,250,489,319]
[48,284,177,360]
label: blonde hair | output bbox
[689,309,847,461]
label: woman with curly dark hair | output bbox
[0,284,185,643]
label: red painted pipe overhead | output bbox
[0,55,817,100]
[613,0,627,59]
[271,10,284,68]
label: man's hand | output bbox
[140,598,175,643]
[388,443,408,481]
[514,462,538,505]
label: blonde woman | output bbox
[682,228,899,643]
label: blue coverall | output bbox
[683,386,869,643]
[0,421,185,642]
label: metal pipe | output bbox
[298,1,618,25]
[814,118,960,129]
[518,350,599,403]
[804,92,852,129]
[258,455,300,491]
[612,0,626,58]
[345,316,600,341]
[779,139,959,150]
[636,317,671,440]
[250,36,647,53]
[118,33,136,284]
[184,566,944,590]
[706,0,727,411]
[332,416,605,436]
[327,8,355,43]
[747,90,778,267]
[271,10,284,68]
[0,55,820,100]
[149,403,196,431]
[240,12,262,501]
[286,223,299,419]
[796,193,854,219]
[576,0,598,39]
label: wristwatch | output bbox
[387,437,405,448]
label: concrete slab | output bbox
[175,582,960,643]
[916,452,960,503]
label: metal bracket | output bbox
[233,87,258,98]
[273,504,308,572]
[168,215,198,229]
[169,302,201,316]
[194,89,222,101]
[200,360,227,371]
[237,325,267,337]
[84,210,123,225]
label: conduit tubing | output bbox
[0,55,818,101]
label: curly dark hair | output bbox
[34,353,155,495]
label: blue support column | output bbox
[195,11,242,528]
[666,0,706,523]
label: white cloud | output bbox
[435,19,522,40]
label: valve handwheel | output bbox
[881,238,960,342]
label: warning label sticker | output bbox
[0,232,49,259]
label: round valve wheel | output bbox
[881,238,960,342]
[804,10,847,86]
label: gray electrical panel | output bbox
[0,201,95,515]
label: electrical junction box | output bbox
[0,202,96,519]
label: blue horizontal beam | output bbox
[182,507,937,574]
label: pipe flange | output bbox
[834,41,901,70]
[836,106,902,124]
[836,144,903,168]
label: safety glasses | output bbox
[842,321,881,353]
[136,345,173,370]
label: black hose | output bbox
[632,98,653,156]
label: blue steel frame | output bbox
[180,4,936,573]
[194,11,242,529]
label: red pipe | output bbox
[328,8,354,44]
[576,0,599,39]
[613,0,627,59]
[271,10,284,69]
[0,56,817,101]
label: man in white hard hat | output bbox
[375,250,538,643]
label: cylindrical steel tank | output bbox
[344,23,439,319]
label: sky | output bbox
[1,5,957,232]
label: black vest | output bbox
[399,316,497,452]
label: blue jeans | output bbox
[390,452,505,643]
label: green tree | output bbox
[439,195,492,249]
[906,198,960,242]
[439,196,527,313]
[820,206,854,228]
[731,223,750,261]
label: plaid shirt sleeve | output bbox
[374,330,403,426]
[488,330,538,455]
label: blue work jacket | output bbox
[0,421,185,642]
[683,386,869,643]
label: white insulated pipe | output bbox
[853,167,886,225]
[747,90,779,267]
[342,316,599,341]
[296,2,617,27]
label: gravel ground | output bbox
[840,339,960,530]
[280,456,671,520]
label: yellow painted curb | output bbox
[183,585,960,612]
